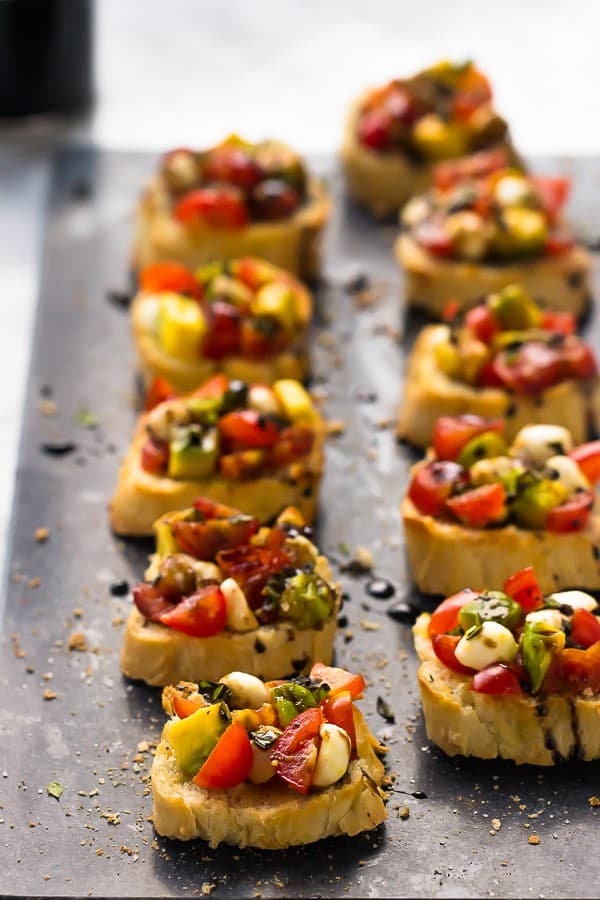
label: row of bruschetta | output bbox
[104,59,600,850]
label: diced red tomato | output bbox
[269,425,314,468]
[173,695,204,719]
[413,219,453,257]
[171,514,258,560]
[193,373,229,398]
[218,409,281,449]
[531,176,570,224]
[545,490,594,533]
[563,341,597,380]
[432,415,504,462]
[492,343,563,395]
[477,357,505,388]
[320,691,357,754]
[428,588,478,637]
[503,567,543,613]
[219,450,266,480]
[357,109,391,151]
[239,318,284,360]
[203,147,263,190]
[441,299,462,322]
[158,585,227,637]
[202,301,241,359]
[235,257,270,290]
[465,304,500,344]
[173,186,249,229]
[433,148,508,191]
[544,232,575,256]
[543,642,600,693]
[193,497,242,519]
[140,438,169,474]
[569,441,600,485]
[145,376,177,411]
[472,663,523,695]
[140,261,203,299]
[541,310,576,336]
[570,607,600,648]
[133,582,176,621]
[408,460,467,516]
[193,722,254,789]
[251,180,300,221]
[309,664,366,699]
[271,707,324,794]
[432,633,474,675]
[216,545,291,608]
[446,483,506,527]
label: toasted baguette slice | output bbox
[133,176,330,281]
[340,97,515,218]
[403,494,600,596]
[414,612,600,764]
[397,325,600,447]
[132,288,311,394]
[151,708,386,847]
[109,417,324,537]
[395,233,592,318]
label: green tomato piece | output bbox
[168,425,219,480]
[276,572,336,629]
[492,209,548,259]
[488,285,542,331]
[458,591,524,632]
[521,620,566,694]
[270,682,327,728]
[187,394,223,425]
[510,478,567,529]
[458,432,508,469]
[166,702,230,778]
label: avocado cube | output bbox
[166,703,229,778]
[158,293,207,363]
[168,425,219,480]
[273,380,315,423]
[251,283,297,333]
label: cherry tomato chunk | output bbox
[446,482,506,527]
[193,722,254,789]
[472,663,523,695]
[271,707,324,794]
[310,664,366,699]
[503,567,543,613]
[159,585,227,637]
[174,186,249,229]
[140,262,203,299]
[320,692,357,753]
[570,607,600,649]
[428,588,478,637]
[569,441,600,485]
[432,633,474,675]
[408,460,466,516]
[545,490,594,533]
[141,438,169,474]
[218,410,281,449]
[433,415,504,462]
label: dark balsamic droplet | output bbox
[106,289,133,309]
[411,790,428,800]
[41,440,77,457]
[344,273,370,294]
[110,580,130,597]
[367,578,395,600]
[386,601,418,624]
[376,696,395,723]
[337,614,349,628]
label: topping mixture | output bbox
[160,135,307,228]
[139,257,308,365]
[436,284,597,393]
[409,418,600,532]
[133,501,337,637]
[427,569,600,697]
[357,61,507,161]
[139,375,317,480]
[162,663,366,793]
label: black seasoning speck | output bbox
[106,289,133,309]
[110,580,130,597]
[567,270,584,289]
[254,639,266,654]
[41,440,77,457]
[344,273,370,294]
[376,696,395,723]
[40,384,53,398]
[593,546,600,561]
[387,601,418,624]
[291,655,309,673]
[337,614,349,628]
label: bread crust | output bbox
[414,613,600,765]
[340,95,515,218]
[132,176,331,281]
[109,415,324,536]
[151,709,386,847]
[121,602,339,686]
[132,287,312,393]
[403,494,600,596]
[395,232,592,317]
[397,324,600,447]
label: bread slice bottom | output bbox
[395,233,592,318]
[121,607,338,686]
[397,325,600,448]
[414,613,600,765]
[402,496,600,596]
[151,710,386,847]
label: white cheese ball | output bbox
[218,672,270,710]
[312,724,351,788]
[544,456,590,496]
[547,590,598,612]
[511,425,573,467]
[455,621,518,671]
[525,609,563,630]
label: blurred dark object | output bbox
[0,0,94,118]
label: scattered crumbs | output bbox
[326,419,346,437]
[589,796,600,807]
[73,608,83,619]
[528,835,540,845]
[34,527,50,543]
[399,806,410,820]
[359,620,380,631]
[112,616,124,627]
[10,633,25,659]
[29,577,41,589]
[492,818,501,831]
[38,399,58,417]
[201,885,216,896]
[47,781,63,801]
[75,409,99,429]
[354,283,384,309]
[42,672,53,681]
[137,741,150,753]
[68,632,88,652]
[43,690,57,701]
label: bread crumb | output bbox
[34,527,50,543]
[528,835,540,845]
[398,806,410,820]
[68,632,88,652]
[43,690,57,701]
[492,818,501,830]
[589,796,600,807]
[201,884,216,895]
[326,419,346,437]
[29,577,41,589]
[38,399,58,417]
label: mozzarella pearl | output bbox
[248,385,280,416]
[511,425,573,467]
[547,590,598,613]
[470,455,522,486]
[544,456,590,496]
[219,671,270,710]
[525,609,563,630]
[221,577,259,633]
[312,724,352,789]
[455,621,518,671]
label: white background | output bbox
[1,0,599,572]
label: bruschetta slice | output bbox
[133,135,330,280]
[121,501,341,685]
[414,569,600,764]
[341,60,515,216]
[133,257,312,393]
[110,375,324,536]
[395,165,591,316]
[403,418,600,594]
[397,284,600,447]
[151,664,387,847]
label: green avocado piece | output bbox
[458,591,524,632]
[458,432,508,469]
[488,285,542,331]
[510,478,567,529]
[167,702,230,778]
[168,425,219,480]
